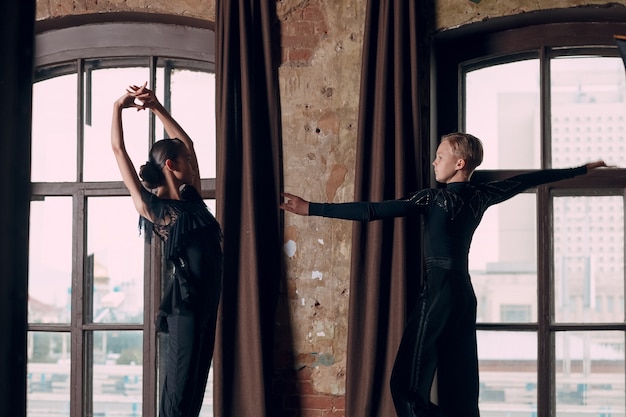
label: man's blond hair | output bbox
[441,132,484,172]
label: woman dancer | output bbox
[111,83,222,417]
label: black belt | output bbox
[425,257,467,271]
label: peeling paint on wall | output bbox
[311,352,335,367]
[284,239,297,258]
[326,163,348,201]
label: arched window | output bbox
[435,14,626,416]
[28,22,216,417]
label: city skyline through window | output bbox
[466,55,626,417]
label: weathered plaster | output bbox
[36,0,216,21]
[435,0,626,30]
[277,0,364,394]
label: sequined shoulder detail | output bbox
[411,188,465,220]
[406,189,433,207]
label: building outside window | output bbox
[435,22,626,417]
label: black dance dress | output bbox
[139,184,222,417]
[308,166,587,417]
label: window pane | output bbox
[470,194,537,323]
[478,331,537,416]
[205,199,216,215]
[551,56,626,168]
[83,66,150,182]
[465,60,541,169]
[554,196,624,323]
[27,331,71,417]
[29,197,73,324]
[32,74,77,182]
[90,331,143,417]
[156,67,217,179]
[87,197,145,324]
[199,368,214,417]
[556,331,625,415]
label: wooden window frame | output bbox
[31,21,216,417]
[434,10,626,417]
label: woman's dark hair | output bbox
[139,138,185,189]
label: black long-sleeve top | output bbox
[309,166,587,269]
[139,185,222,324]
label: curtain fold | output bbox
[214,0,283,416]
[346,1,426,416]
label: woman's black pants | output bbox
[159,307,217,417]
[390,266,480,417]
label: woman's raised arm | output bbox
[111,90,153,221]
[131,83,202,193]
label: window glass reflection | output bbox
[87,197,145,324]
[554,196,624,323]
[83,66,150,182]
[29,197,73,324]
[470,194,537,323]
[477,331,537,416]
[165,69,217,178]
[465,59,541,169]
[205,199,216,215]
[551,56,626,169]
[27,331,71,417]
[555,331,625,415]
[89,331,143,417]
[32,74,77,182]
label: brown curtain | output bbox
[214,0,283,416]
[346,1,429,416]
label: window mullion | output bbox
[540,46,552,169]
[70,190,86,417]
[145,56,163,417]
[149,56,158,146]
[142,240,161,417]
[623,188,626,405]
[77,59,85,183]
[163,59,172,136]
[538,45,553,416]
[537,185,556,417]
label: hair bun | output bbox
[139,160,164,189]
